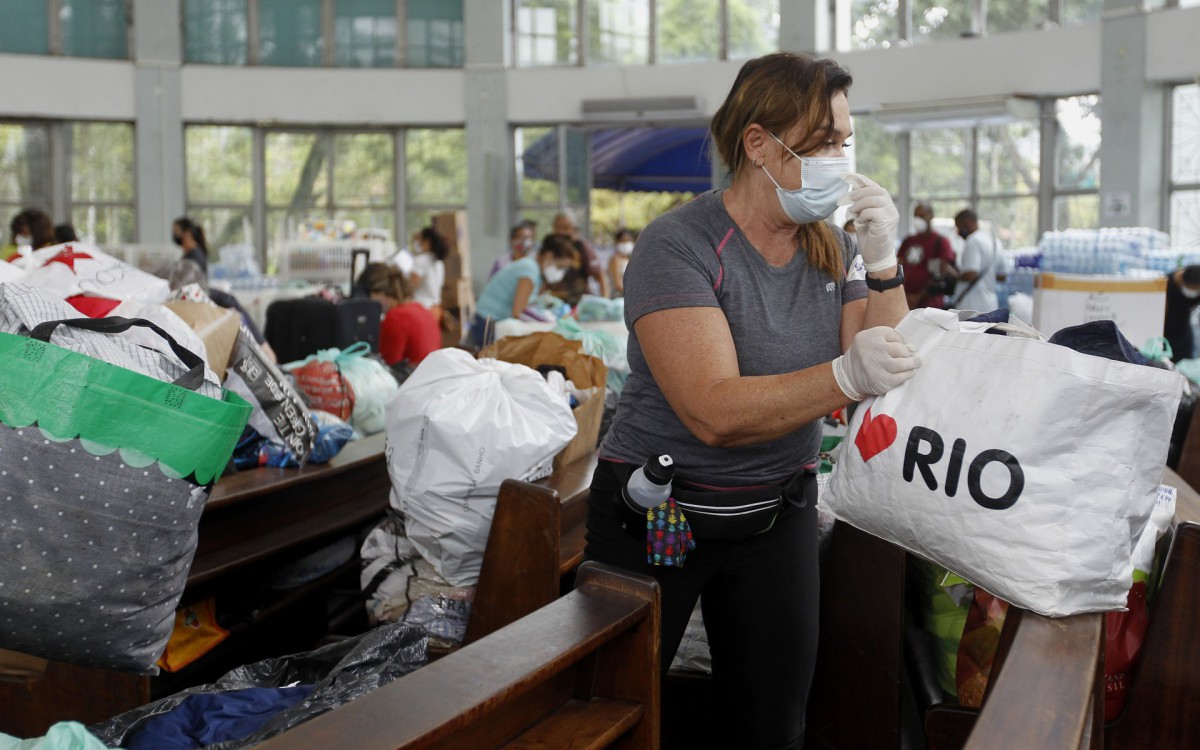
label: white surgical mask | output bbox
[616,241,634,256]
[542,264,567,284]
[1182,285,1200,299]
[14,234,32,246]
[912,217,929,234]
[522,238,535,252]
[760,132,850,225]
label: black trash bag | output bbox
[90,621,428,750]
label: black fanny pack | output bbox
[611,462,815,543]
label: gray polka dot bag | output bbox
[0,315,251,673]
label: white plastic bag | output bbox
[826,308,1185,617]
[385,348,577,586]
[333,342,400,436]
[19,243,170,303]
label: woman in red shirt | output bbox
[357,262,442,366]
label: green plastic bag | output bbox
[911,558,974,698]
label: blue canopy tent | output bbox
[522,126,714,193]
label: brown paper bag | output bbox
[480,332,607,469]
[165,300,242,381]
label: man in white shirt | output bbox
[952,209,1002,312]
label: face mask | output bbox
[1182,286,1200,299]
[760,132,850,225]
[616,241,634,256]
[172,234,184,247]
[14,234,32,246]
[958,228,971,240]
[912,217,929,234]
[542,265,567,284]
[522,238,535,252]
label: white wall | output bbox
[0,53,134,120]
[180,66,466,125]
[1145,6,1200,82]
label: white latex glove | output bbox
[832,326,921,401]
[839,172,899,273]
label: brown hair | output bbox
[710,52,853,279]
[357,262,412,302]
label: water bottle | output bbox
[623,454,675,509]
[617,454,675,537]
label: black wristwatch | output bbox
[865,265,905,292]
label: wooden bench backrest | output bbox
[464,454,596,645]
[255,561,660,750]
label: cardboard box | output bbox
[433,211,471,309]
[165,300,243,381]
[1032,273,1166,346]
[479,332,607,470]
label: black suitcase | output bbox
[265,296,337,364]
[333,298,383,352]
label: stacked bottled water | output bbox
[1141,248,1200,274]
[1037,228,1170,276]
[209,244,274,289]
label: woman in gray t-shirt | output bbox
[584,52,919,749]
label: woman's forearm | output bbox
[676,364,850,448]
[864,268,909,329]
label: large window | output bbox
[183,0,463,68]
[910,0,973,42]
[184,0,249,65]
[514,0,779,66]
[1170,84,1200,247]
[516,0,578,66]
[0,0,127,59]
[185,126,255,251]
[264,130,397,264]
[657,0,720,63]
[405,128,467,234]
[1053,94,1101,230]
[841,0,1095,52]
[60,0,128,59]
[407,0,464,67]
[335,0,397,68]
[0,124,52,240]
[977,121,1040,248]
[589,0,650,65]
[513,125,590,238]
[70,122,136,246]
[259,0,323,67]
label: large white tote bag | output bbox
[825,308,1185,617]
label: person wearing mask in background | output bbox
[1163,265,1200,362]
[357,262,441,367]
[608,227,637,297]
[171,217,209,274]
[489,221,536,280]
[951,209,1001,312]
[54,223,79,245]
[897,202,957,309]
[3,208,54,261]
[409,226,448,316]
[585,52,916,749]
[553,209,610,298]
[469,234,580,348]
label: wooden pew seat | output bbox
[255,561,660,750]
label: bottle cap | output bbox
[644,454,674,485]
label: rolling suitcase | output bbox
[265,296,337,363]
[334,298,383,352]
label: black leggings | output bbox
[583,460,820,750]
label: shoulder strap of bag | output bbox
[952,233,997,309]
[29,316,207,391]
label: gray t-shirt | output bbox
[601,190,867,487]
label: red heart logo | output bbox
[855,407,898,462]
